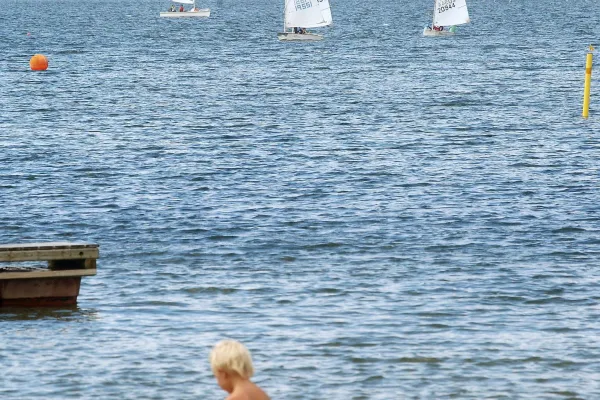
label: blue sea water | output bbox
[1,0,600,398]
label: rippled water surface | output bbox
[2,0,600,398]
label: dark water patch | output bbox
[551,226,587,233]
[417,312,459,318]
[349,357,381,364]
[315,287,344,294]
[544,288,566,295]
[54,49,87,55]
[207,235,238,241]
[546,391,583,399]
[424,323,451,329]
[548,360,582,368]
[302,242,344,249]
[359,375,384,383]
[0,307,97,322]
[542,327,583,333]
[394,357,443,364]
[532,274,553,280]
[439,100,479,107]
[122,301,189,308]
[476,357,544,367]
[525,297,590,305]
[183,287,238,295]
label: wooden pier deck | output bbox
[0,242,98,306]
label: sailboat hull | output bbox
[160,9,210,18]
[423,27,455,37]
[277,32,324,41]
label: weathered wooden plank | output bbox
[0,242,98,251]
[0,247,99,262]
[0,269,96,280]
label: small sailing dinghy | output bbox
[160,0,210,18]
[423,0,469,37]
[278,0,332,42]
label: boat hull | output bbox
[277,32,324,41]
[423,27,455,37]
[160,9,210,18]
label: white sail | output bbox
[433,0,469,27]
[172,0,194,4]
[284,0,332,29]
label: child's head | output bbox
[210,339,255,380]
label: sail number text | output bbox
[437,0,455,13]
[294,0,323,11]
[295,0,313,11]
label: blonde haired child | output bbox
[210,340,270,400]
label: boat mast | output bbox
[283,0,287,32]
[432,0,436,27]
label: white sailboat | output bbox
[160,0,210,18]
[278,0,332,42]
[423,0,469,37]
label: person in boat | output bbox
[169,4,175,11]
[433,25,443,31]
[179,4,184,11]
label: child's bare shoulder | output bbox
[226,384,269,400]
[225,394,248,400]
[226,393,267,400]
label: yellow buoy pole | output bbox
[583,46,594,119]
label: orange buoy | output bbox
[30,54,48,71]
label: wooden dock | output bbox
[0,242,98,306]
